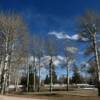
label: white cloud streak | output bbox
[48,31,79,40]
[65,46,78,54]
[48,31,88,41]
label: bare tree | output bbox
[64,46,77,91]
[0,12,29,94]
[30,35,45,92]
[30,35,39,92]
[45,37,58,92]
[77,10,100,96]
[35,37,44,92]
[0,32,6,91]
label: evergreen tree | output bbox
[44,75,50,84]
[52,64,57,84]
[44,64,57,84]
[72,64,82,84]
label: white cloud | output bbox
[48,31,88,41]
[48,31,71,39]
[56,55,65,61]
[40,68,48,80]
[48,31,79,40]
[80,37,88,41]
[53,60,61,66]
[40,55,63,67]
[28,55,75,69]
[65,46,78,54]
[71,34,79,40]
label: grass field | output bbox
[7,89,100,100]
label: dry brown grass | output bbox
[6,89,100,100]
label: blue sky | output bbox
[0,0,100,79]
[0,0,100,34]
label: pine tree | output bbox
[52,64,57,84]
[44,64,57,84]
[44,75,50,84]
[72,64,82,84]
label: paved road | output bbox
[0,95,46,100]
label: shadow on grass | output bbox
[32,93,62,97]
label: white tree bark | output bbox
[38,58,41,92]
[26,58,29,92]
[49,58,53,92]
[66,64,69,91]
[33,56,36,92]
[1,39,9,94]
[93,34,100,81]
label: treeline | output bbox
[0,10,100,95]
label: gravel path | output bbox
[0,95,46,100]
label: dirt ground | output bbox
[1,95,100,100]
[0,95,100,100]
[0,95,46,100]
[1,89,100,100]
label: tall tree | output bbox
[30,35,44,92]
[77,10,100,96]
[45,37,58,92]
[64,46,77,91]
[0,32,6,89]
[44,75,49,84]
[72,63,82,84]
[35,37,44,92]
[0,12,28,94]
[51,64,57,84]
[29,36,37,92]
[45,64,57,85]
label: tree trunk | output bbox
[15,76,19,92]
[0,58,5,93]
[33,56,36,92]
[49,57,53,92]
[7,54,12,93]
[1,53,10,94]
[93,34,100,96]
[14,65,19,92]
[66,64,69,91]
[1,38,10,94]
[38,58,41,92]
[1,60,5,95]
[27,59,29,92]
